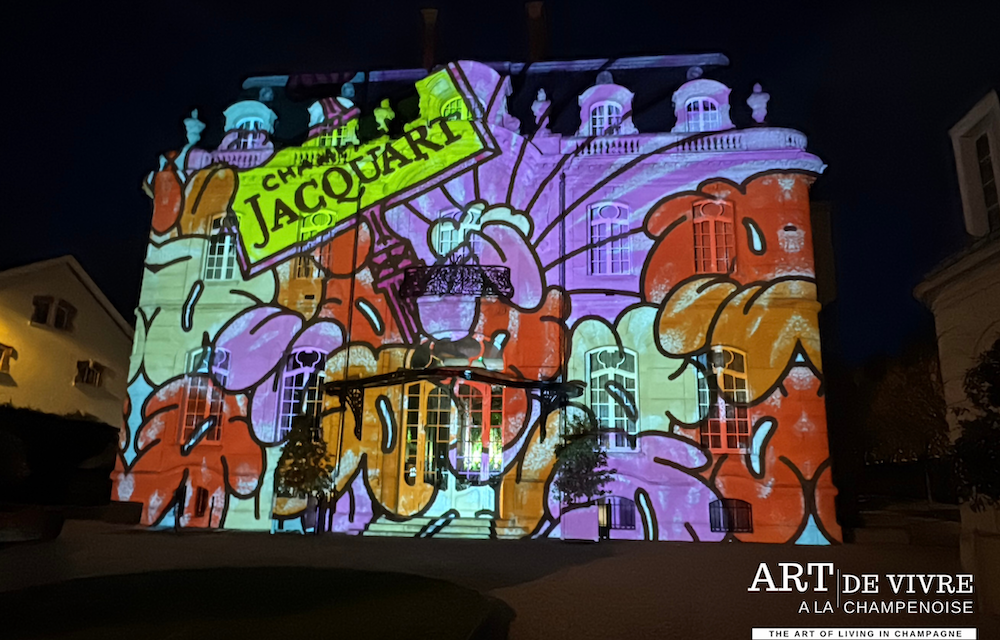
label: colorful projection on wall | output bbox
[115,60,840,544]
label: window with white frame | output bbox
[589,203,631,275]
[685,98,721,132]
[587,347,638,450]
[589,101,623,136]
[205,216,238,281]
[276,349,326,441]
[182,347,230,444]
[235,118,265,150]
[976,134,1000,231]
[692,200,735,274]
[696,347,750,452]
[75,360,104,387]
[434,210,461,256]
[424,386,453,489]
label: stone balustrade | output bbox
[565,127,808,157]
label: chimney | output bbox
[421,8,438,70]
[525,2,547,63]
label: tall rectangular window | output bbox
[424,387,453,489]
[589,203,631,275]
[277,349,326,440]
[182,348,230,444]
[587,347,638,450]
[403,384,421,486]
[697,348,750,452]
[692,200,735,274]
[205,216,237,281]
[976,134,999,231]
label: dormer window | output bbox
[589,101,623,136]
[685,98,721,132]
[442,98,468,121]
[235,118,265,150]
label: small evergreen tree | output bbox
[954,337,1000,511]
[553,417,616,505]
[275,415,335,502]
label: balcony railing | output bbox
[400,264,514,298]
[567,127,808,157]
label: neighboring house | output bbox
[114,57,840,544]
[915,89,1000,615]
[0,256,133,427]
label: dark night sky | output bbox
[3,1,998,364]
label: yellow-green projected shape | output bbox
[230,71,494,275]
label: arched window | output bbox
[205,216,237,281]
[692,200,735,274]
[696,347,750,452]
[182,347,230,444]
[589,203,631,275]
[235,118,265,150]
[277,349,326,440]
[441,97,468,121]
[587,347,638,450]
[685,98,721,132]
[589,101,623,136]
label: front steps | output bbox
[365,515,495,539]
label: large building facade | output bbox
[113,58,840,543]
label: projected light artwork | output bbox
[113,60,840,543]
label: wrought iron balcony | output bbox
[400,264,514,298]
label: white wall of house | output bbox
[0,257,133,427]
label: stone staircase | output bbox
[364,515,495,539]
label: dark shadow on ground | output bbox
[1,566,514,639]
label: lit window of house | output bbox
[235,118,265,150]
[204,216,237,281]
[587,347,638,450]
[589,203,631,275]
[277,349,326,440]
[182,347,230,444]
[976,134,1000,230]
[75,360,105,387]
[692,200,735,274]
[589,101,623,136]
[685,98,721,132]
[697,347,750,452]
[441,97,468,121]
[455,383,504,480]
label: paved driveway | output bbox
[2,521,998,639]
